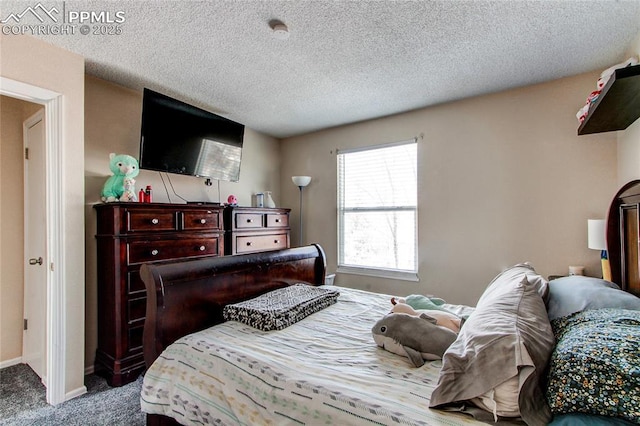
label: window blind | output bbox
[337,139,417,274]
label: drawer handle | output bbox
[151,218,159,225]
[246,241,253,246]
[246,219,253,223]
[199,245,206,251]
[151,249,159,256]
[200,219,206,224]
[275,218,281,223]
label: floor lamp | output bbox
[291,176,311,246]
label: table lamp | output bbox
[588,219,611,281]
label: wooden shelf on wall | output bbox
[578,64,640,135]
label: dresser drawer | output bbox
[224,207,291,256]
[235,233,289,254]
[127,270,146,296]
[128,325,144,353]
[126,209,177,232]
[235,213,264,229]
[266,213,289,228]
[127,295,146,326]
[127,236,221,264]
[182,210,221,231]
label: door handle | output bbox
[29,257,43,266]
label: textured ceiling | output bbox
[3,0,640,138]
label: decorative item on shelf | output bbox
[227,194,238,206]
[577,58,640,135]
[255,193,264,207]
[265,191,276,208]
[120,177,138,202]
[291,176,312,246]
[588,219,611,281]
[100,153,140,203]
[576,57,638,124]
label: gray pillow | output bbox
[546,276,640,320]
[480,262,550,303]
[430,265,555,426]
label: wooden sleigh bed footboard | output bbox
[140,244,327,369]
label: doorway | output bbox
[0,77,66,405]
[0,96,43,377]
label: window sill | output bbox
[336,265,419,282]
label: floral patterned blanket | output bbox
[547,308,640,424]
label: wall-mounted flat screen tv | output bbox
[139,88,244,182]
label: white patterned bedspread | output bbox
[141,286,482,425]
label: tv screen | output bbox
[139,88,244,182]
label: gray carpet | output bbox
[0,364,145,425]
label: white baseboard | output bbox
[64,365,92,401]
[0,357,23,369]
[65,385,87,402]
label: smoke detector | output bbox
[269,20,290,40]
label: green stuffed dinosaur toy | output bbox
[101,153,140,202]
[391,294,446,311]
[391,294,473,322]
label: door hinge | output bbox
[23,319,28,331]
[25,148,29,160]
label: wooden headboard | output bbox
[141,244,327,368]
[606,179,640,296]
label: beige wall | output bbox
[0,34,85,397]
[84,75,282,368]
[281,71,618,306]
[617,32,640,185]
[0,96,42,363]
[619,118,640,185]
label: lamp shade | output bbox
[588,219,607,250]
[292,176,311,187]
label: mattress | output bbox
[140,286,482,425]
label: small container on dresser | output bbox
[224,206,291,255]
[93,202,224,386]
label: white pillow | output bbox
[471,376,521,421]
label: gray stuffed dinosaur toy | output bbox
[371,312,458,367]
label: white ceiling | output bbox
[4,0,640,138]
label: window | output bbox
[337,139,417,280]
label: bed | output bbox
[140,182,640,426]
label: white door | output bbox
[23,110,47,383]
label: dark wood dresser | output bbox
[224,206,290,255]
[94,202,224,386]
